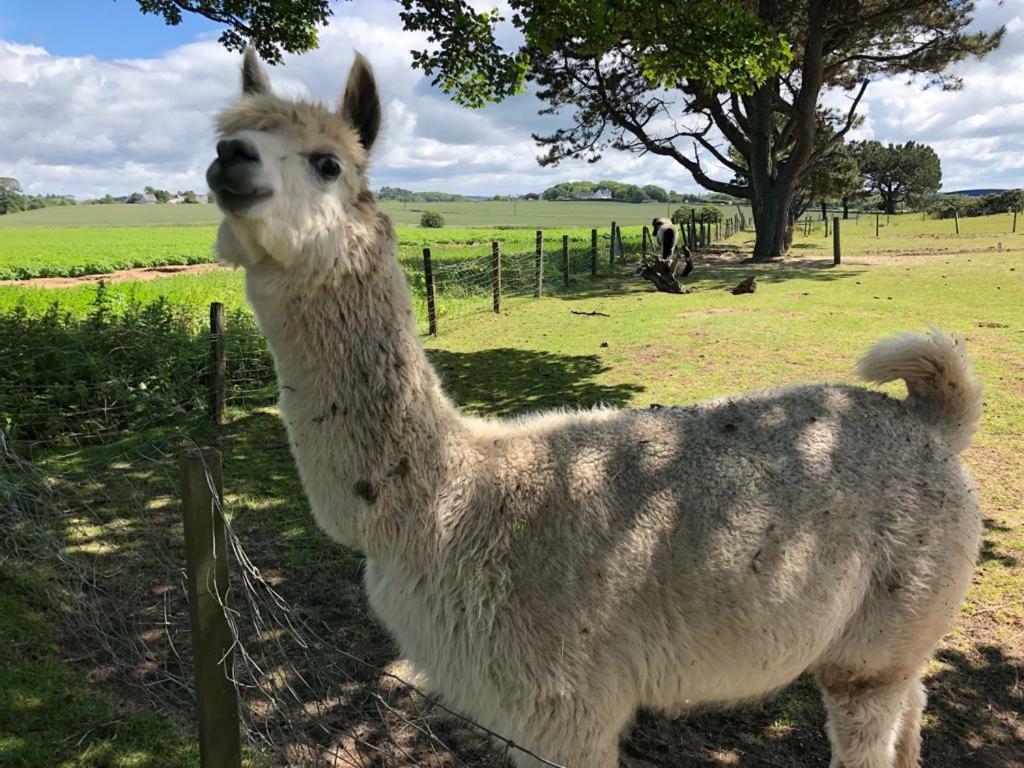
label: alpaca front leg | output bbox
[506,703,628,768]
[510,740,620,768]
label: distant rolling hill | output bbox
[943,189,1008,197]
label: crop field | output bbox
[0,199,745,230]
[0,202,1017,284]
[0,205,1021,766]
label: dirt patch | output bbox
[677,307,754,317]
[0,262,229,288]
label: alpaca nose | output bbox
[216,138,260,166]
[207,137,271,212]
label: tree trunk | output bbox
[821,200,827,220]
[750,183,794,261]
[842,198,850,219]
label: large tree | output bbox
[400,0,1003,261]
[145,0,1002,260]
[852,140,942,214]
[0,178,24,215]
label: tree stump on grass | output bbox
[636,246,694,294]
[731,276,757,295]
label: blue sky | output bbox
[0,0,221,58]
[1,0,1022,198]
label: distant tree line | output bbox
[378,187,467,202]
[930,189,1024,219]
[799,141,1021,221]
[539,181,733,204]
[0,178,75,215]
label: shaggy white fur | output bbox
[208,51,983,768]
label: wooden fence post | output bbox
[422,248,437,335]
[562,234,570,289]
[1013,209,1018,234]
[833,217,841,265]
[534,230,543,298]
[609,222,617,267]
[491,240,501,313]
[180,448,241,768]
[208,303,225,426]
[875,212,880,238]
[954,209,960,235]
[591,228,598,276]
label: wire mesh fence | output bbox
[0,227,655,766]
[0,220,727,765]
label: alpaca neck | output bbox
[243,228,457,561]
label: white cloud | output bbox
[0,0,1021,198]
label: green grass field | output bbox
[0,199,741,230]
[1,206,1021,766]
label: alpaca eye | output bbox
[310,154,341,181]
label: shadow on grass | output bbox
[533,250,865,304]
[624,644,1023,767]
[428,347,644,417]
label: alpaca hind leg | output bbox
[818,668,920,768]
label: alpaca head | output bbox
[207,49,382,273]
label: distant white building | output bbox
[587,189,612,200]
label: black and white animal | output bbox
[652,217,693,277]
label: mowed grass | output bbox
[2,239,1021,764]
[0,204,223,228]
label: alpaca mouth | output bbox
[206,159,273,214]
[213,187,273,214]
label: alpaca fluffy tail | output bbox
[857,327,982,453]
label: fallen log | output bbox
[636,245,694,294]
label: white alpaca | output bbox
[207,51,983,768]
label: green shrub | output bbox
[0,284,274,442]
[670,205,723,227]
[419,210,445,228]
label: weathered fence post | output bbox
[954,209,960,235]
[534,230,543,298]
[491,240,501,313]
[590,228,598,276]
[833,217,841,265]
[609,222,617,267]
[180,447,241,768]
[1013,208,1018,234]
[562,234,570,289]
[208,303,225,426]
[422,248,437,335]
[875,212,880,238]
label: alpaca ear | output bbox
[242,48,271,95]
[340,53,381,152]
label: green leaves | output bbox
[134,0,332,63]
[398,0,793,106]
